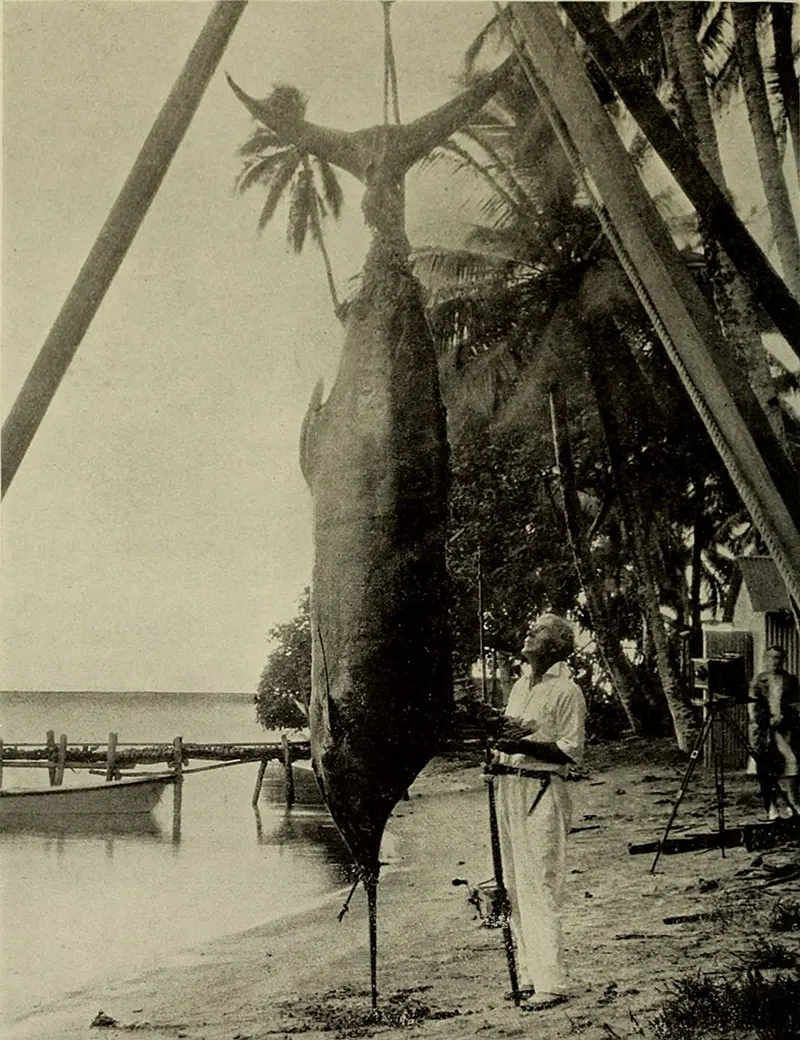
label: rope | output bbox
[338,873,362,921]
[382,1,401,125]
[499,4,800,609]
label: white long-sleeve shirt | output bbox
[500,660,587,777]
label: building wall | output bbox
[764,613,800,679]
[732,589,766,676]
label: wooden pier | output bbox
[0,732,313,825]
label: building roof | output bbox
[737,556,792,613]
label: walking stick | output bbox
[485,744,521,1004]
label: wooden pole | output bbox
[172,736,184,843]
[105,732,119,782]
[252,755,269,808]
[477,548,488,702]
[282,733,295,809]
[1,0,248,498]
[46,730,56,786]
[54,734,68,786]
[0,739,4,789]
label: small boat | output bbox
[0,773,174,820]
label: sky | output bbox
[2,2,797,695]
[1,0,498,693]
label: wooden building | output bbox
[733,556,799,679]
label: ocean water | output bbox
[0,691,350,1025]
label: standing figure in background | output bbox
[748,645,800,820]
[490,613,587,1013]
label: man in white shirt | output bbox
[491,613,587,1012]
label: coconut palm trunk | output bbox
[771,3,800,180]
[732,3,800,301]
[667,1,788,444]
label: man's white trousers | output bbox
[496,774,572,995]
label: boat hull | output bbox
[0,774,174,819]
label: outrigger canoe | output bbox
[0,773,174,819]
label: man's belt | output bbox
[483,763,555,780]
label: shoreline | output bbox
[5,742,800,1040]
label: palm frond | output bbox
[287,165,314,253]
[234,149,296,195]
[463,12,509,79]
[412,246,524,302]
[238,127,283,158]
[460,125,540,216]
[257,155,300,232]
[315,157,344,220]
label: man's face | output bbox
[764,648,785,674]
[522,624,554,660]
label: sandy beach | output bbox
[5,740,799,1040]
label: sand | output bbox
[5,739,799,1040]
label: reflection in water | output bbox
[0,811,164,840]
[253,806,352,874]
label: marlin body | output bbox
[227,55,516,881]
[300,245,452,875]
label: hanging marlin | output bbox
[228,49,515,1001]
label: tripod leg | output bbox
[650,712,714,874]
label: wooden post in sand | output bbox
[282,733,295,809]
[54,734,68,786]
[46,730,56,786]
[105,732,119,781]
[0,739,4,788]
[172,735,184,842]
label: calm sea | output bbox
[0,690,351,1026]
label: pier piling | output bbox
[105,732,119,781]
[55,734,67,786]
[46,730,56,786]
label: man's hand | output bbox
[502,716,539,741]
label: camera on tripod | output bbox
[691,655,748,703]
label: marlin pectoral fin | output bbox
[300,379,325,487]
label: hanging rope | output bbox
[382,1,402,125]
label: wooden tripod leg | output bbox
[365,874,379,1010]
[651,711,714,874]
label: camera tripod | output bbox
[650,694,790,874]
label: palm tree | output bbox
[651,3,790,448]
[414,60,708,745]
[730,3,800,301]
[234,86,345,317]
